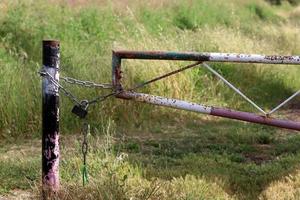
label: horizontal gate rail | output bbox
[112,50,300,131]
[113,50,300,64]
[118,91,300,131]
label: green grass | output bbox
[1,118,300,199]
[1,0,300,199]
[1,0,299,137]
[114,118,300,199]
[0,159,39,193]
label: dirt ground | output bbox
[0,190,33,200]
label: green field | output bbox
[1,0,300,199]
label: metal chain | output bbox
[40,61,202,107]
[39,69,114,107]
[61,76,113,89]
[39,70,82,105]
[81,122,89,186]
[40,61,300,118]
[82,122,89,161]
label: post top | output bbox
[43,40,60,47]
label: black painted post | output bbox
[42,40,60,198]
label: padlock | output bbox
[72,100,89,118]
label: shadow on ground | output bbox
[114,117,300,199]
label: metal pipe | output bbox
[42,40,60,198]
[117,91,211,114]
[112,52,122,89]
[117,91,300,131]
[113,50,300,64]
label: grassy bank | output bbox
[1,0,300,137]
[1,0,300,199]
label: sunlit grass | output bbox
[1,0,300,136]
[1,0,300,199]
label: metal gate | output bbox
[112,50,300,131]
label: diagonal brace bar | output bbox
[202,63,267,115]
[268,89,300,115]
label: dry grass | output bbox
[45,0,175,12]
[1,0,300,199]
[289,5,300,24]
[0,190,33,200]
[259,170,300,200]
[0,136,235,200]
[34,174,235,200]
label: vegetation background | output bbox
[1,0,300,199]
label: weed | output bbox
[1,0,300,199]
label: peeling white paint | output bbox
[119,91,212,114]
[42,67,59,96]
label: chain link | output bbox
[81,122,89,186]
[61,76,113,89]
[39,62,202,185]
[39,69,115,110]
[39,61,202,107]
[82,122,89,163]
[39,70,82,105]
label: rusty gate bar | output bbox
[118,91,300,131]
[113,50,300,64]
[112,50,300,131]
[42,40,60,198]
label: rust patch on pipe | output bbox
[264,55,297,62]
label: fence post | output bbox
[42,40,60,198]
